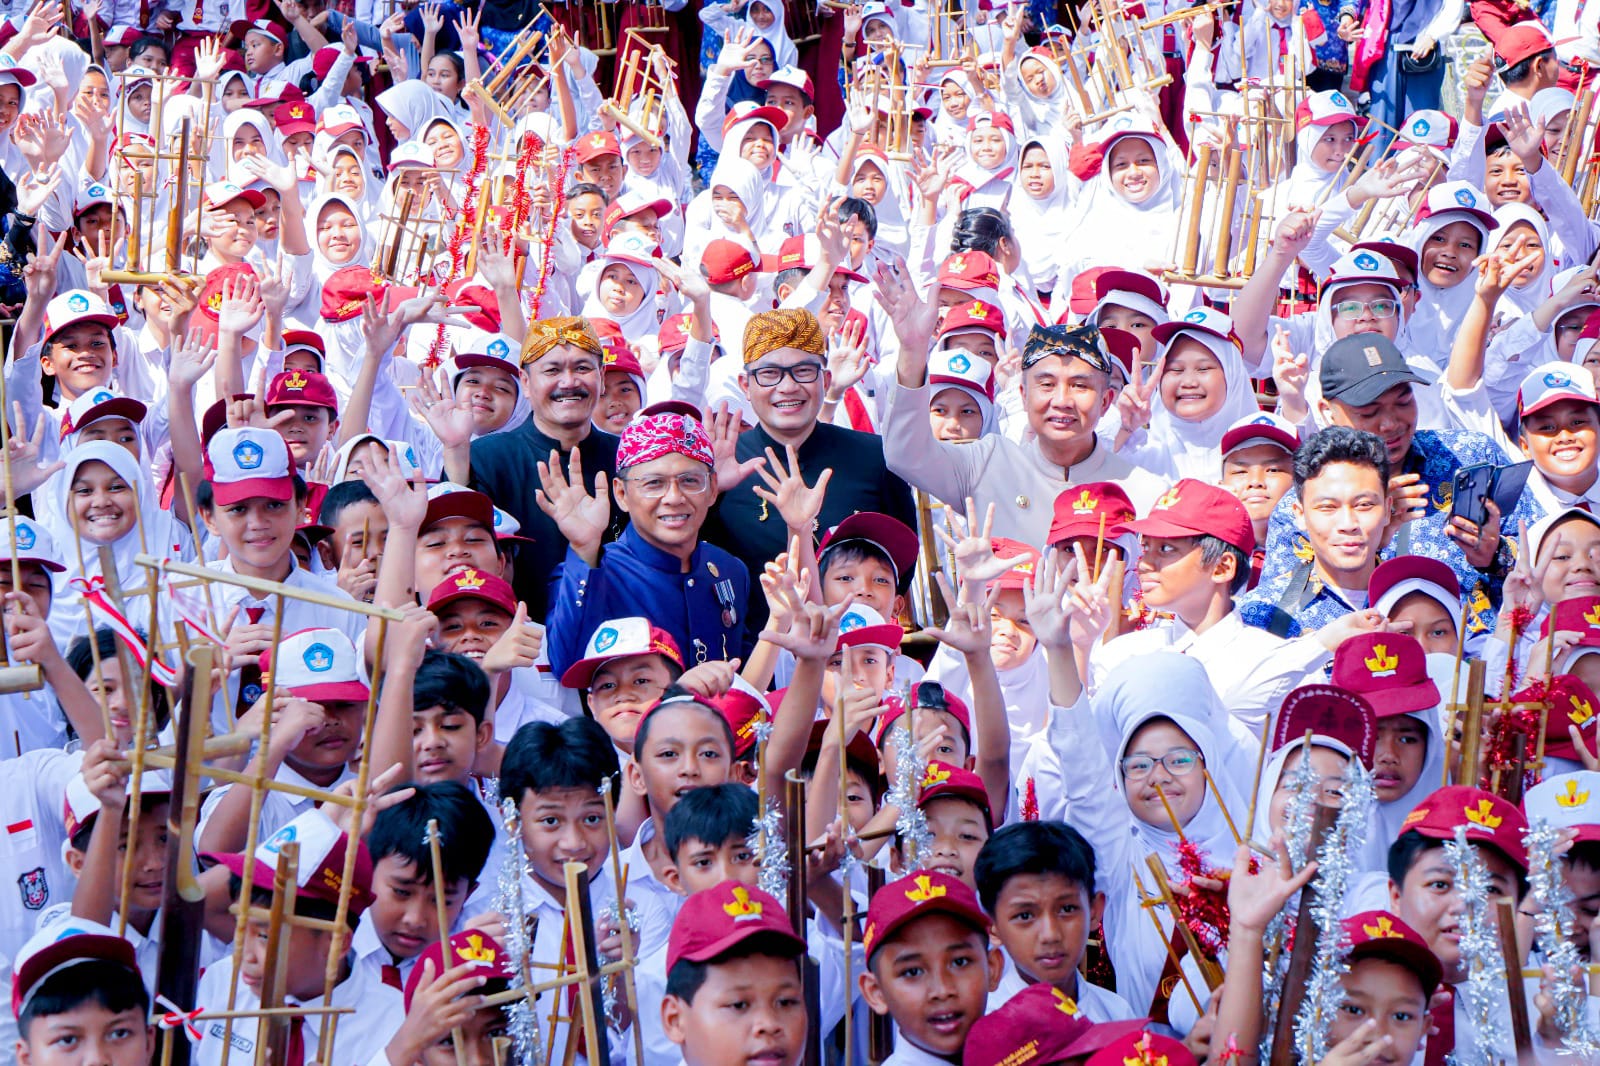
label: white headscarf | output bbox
[218,108,287,186]
[686,155,778,264]
[747,0,799,68]
[1142,324,1261,482]
[1404,207,1493,363]
[1492,202,1556,315]
[375,81,454,140]
[1273,108,1356,205]
[1096,653,1250,879]
[308,192,377,280]
[1060,131,1183,277]
[1009,138,1076,292]
[48,441,190,649]
[582,254,661,343]
[1248,735,1355,844]
[850,151,911,253]
[319,145,382,222]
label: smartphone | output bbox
[1450,463,1495,527]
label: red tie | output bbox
[1580,502,1593,513]
[1423,987,1455,1066]
[381,964,403,990]
[1275,26,1289,72]
[285,1016,306,1066]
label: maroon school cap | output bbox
[862,870,989,963]
[666,881,805,972]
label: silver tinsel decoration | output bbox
[495,796,544,1066]
[1524,819,1600,1054]
[1292,757,1375,1063]
[884,720,932,866]
[747,716,791,900]
[1258,750,1322,1061]
[1443,825,1508,1066]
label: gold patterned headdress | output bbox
[521,316,605,364]
[742,308,826,365]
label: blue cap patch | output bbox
[232,440,265,470]
[1455,188,1476,208]
[14,523,35,551]
[593,627,618,653]
[487,338,510,359]
[66,293,90,313]
[947,353,971,374]
[1352,253,1380,272]
[1545,370,1573,388]
[303,642,335,672]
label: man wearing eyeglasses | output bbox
[706,307,915,632]
[544,411,752,676]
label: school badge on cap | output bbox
[1353,252,1380,272]
[233,439,264,469]
[303,642,335,672]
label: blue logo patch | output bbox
[92,389,114,404]
[1545,370,1573,388]
[232,440,264,470]
[493,509,509,529]
[487,338,510,359]
[303,642,335,672]
[1329,91,1350,108]
[1252,414,1277,426]
[405,446,418,468]
[1455,188,1475,208]
[594,627,619,653]
[1183,309,1207,323]
[839,611,867,633]
[87,184,106,197]
[1352,253,1380,272]
[15,523,34,550]
[1412,118,1431,137]
[262,824,298,854]
[947,353,972,374]
[66,293,89,313]
[242,682,264,705]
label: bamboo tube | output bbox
[1212,144,1242,277]
[1180,144,1212,276]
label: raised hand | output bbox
[1502,102,1547,167]
[23,231,69,303]
[358,442,429,530]
[922,571,997,656]
[408,367,477,449]
[217,271,265,336]
[1228,836,1316,936]
[535,449,610,555]
[1023,545,1072,649]
[168,327,219,393]
[5,403,65,497]
[1502,520,1552,621]
[935,498,1018,589]
[1064,541,1116,648]
[257,253,292,322]
[238,152,298,195]
[872,255,939,363]
[758,575,847,661]
[751,444,832,534]
[481,603,546,674]
[825,316,872,397]
[1270,206,1321,260]
[707,402,764,490]
[15,164,62,219]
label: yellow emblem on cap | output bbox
[1123,1033,1168,1066]
[1558,779,1590,808]
[1365,644,1399,677]
[284,369,308,390]
[723,885,763,919]
[904,873,947,903]
[455,569,486,589]
[1571,695,1595,726]
[948,255,966,275]
[965,301,988,320]
[1051,987,1078,1015]
[923,763,951,788]
[590,133,607,148]
[457,932,497,964]
[1464,798,1503,830]
[1071,489,1096,515]
[1154,486,1181,511]
[1361,915,1400,939]
[1586,605,1600,628]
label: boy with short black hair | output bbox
[660,881,809,1066]
[860,869,1001,1065]
[11,922,153,1066]
[499,718,663,1052]
[356,781,496,990]
[411,648,494,788]
[973,821,1135,1019]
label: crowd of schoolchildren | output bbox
[1,0,1600,1062]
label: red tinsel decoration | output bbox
[1172,839,1248,957]
[1021,778,1039,822]
[505,131,543,257]
[425,124,494,369]
[1507,605,1534,632]
[528,147,573,321]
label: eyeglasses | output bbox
[1332,298,1399,321]
[749,362,824,388]
[1119,748,1202,779]
[621,472,713,498]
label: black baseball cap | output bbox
[1319,335,1434,407]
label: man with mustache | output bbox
[466,317,624,615]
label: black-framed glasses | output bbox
[1119,748,1202,779]
[749,362,824,388]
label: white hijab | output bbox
[1404,208,1493,362]
[1143,326,1261,482]
[1096,653,1250,879]
[218,109,286,186]
[1061,132,1183,275]
[748,0,799,68]
[1009,138,1076,292]
[375,81,454,140]
[1492,202,1556,315]
[582,255,662,343]
[308,192,377,280]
